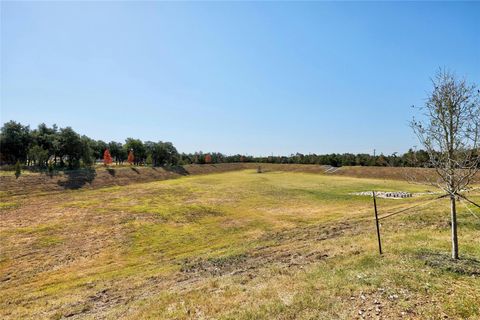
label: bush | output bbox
[146,154,153,166]
[14,160,21,179]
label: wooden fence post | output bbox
[373,191,383,255]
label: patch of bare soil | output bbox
[61,287,133,319]
[350,287,434,320]
[179,221,359,281]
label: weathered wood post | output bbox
[373,191,383,255]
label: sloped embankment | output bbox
[331,166,480,183]
[5,163,468,196]
[0,163,330,195]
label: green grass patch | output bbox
[0,202,18,210]
[1,170,479,319]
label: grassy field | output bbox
[1,169,479,319]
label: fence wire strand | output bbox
[459,198,480,220]
[457,194,480,220]
[377,194,449,220]
[350,190,479,223]
[457,193,480,209]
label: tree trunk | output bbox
[450,195,459,259]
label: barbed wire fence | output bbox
[458,193,480,220]
[368,189,480,255]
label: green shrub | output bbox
[14,160,21,179]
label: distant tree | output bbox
[0,121,31,164]
[194,152,205,164]
[178,153,193,165]
[80,136,95,167]
[28,145,49,167]
[212,152,224,163]
[51,128,61,166]
[103,149,113,166]
[163,142,179,166]
[125,138,145,165]
[416,150,430,167]
[58,127,83,168]
[146,154,153,166]
[93,140,108,160]
[152,142,168,166]
[145,141,180,167]
[341,153,356,166]
[403,149,417,167]
[108,141,126,164]
[31,123,58,165]
[127,150,134,165]
[205,154,212,164]
[376,154,388,166]
[144,141,160,166]
[411,69,480,259]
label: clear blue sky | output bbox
[1,1,479,156]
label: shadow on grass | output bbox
[130,167,140,174]
[46,170,61,178]
[164,166,190,176]
[57,167,97,190]
[106,168,116,176]
[416,251,480,276]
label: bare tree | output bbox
[411,69,480,259]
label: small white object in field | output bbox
[350,191,416,199]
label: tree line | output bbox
[186,150,431,167]
[0,120,437,170]
[189,148,475,168]
[0,121,179,169]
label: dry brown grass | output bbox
[1,163,457,197]
[334,166,480,183]
[1,169,479,319]
[1,163,334,197]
